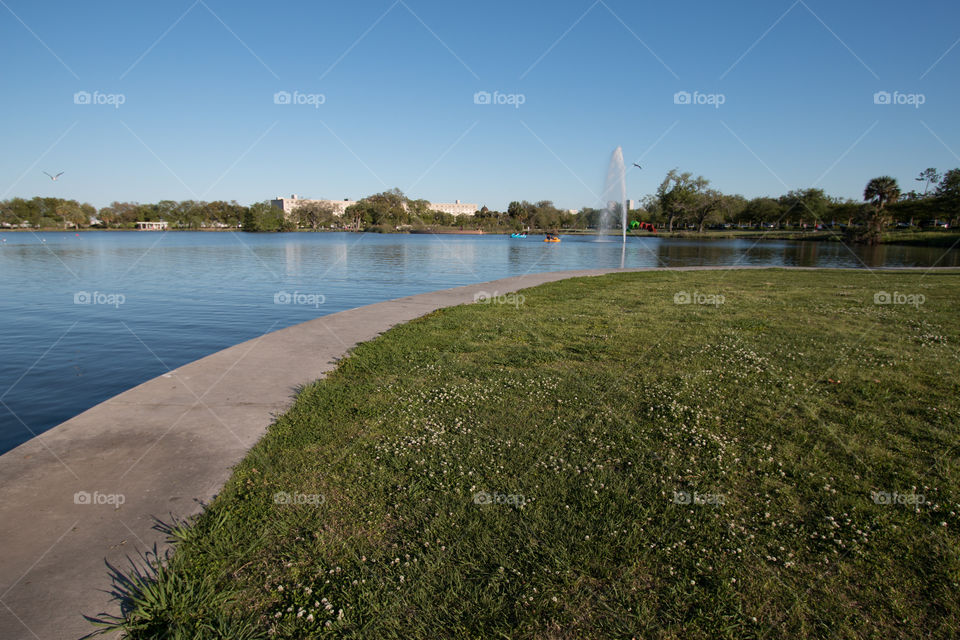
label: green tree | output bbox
[690,189,724,232]
[530,200,562,230]
[507,201,535,230]
[779,188,829,227]
[862,176,901,243]
[407,198,431,225]
[294,201,337,230]
[916,168,942,196]
[656,169,708,231]
[346,189,409,229]
[935,168,960,201]
[55,200,85,229]
[243,201,287,232]
[739,197,780,227]
[576,206,602,229]
[934,169,960,225]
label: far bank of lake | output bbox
[5,226,960,248]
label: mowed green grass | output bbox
[103,269,960,639]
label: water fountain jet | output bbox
[599,146,627,243]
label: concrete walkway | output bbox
[0,268,649,639]
[0,266,945,639]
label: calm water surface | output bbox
[1,230,957,453]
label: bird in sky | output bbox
[633,163,642,169]
[44,171,64,181]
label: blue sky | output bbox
[1,0,958,211]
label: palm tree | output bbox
[864,176,900,210]
[862,176,900,243]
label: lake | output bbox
[1,230,957,454]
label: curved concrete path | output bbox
[0,268,643,639]
[0,266,947,639]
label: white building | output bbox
[270,195,478,218]
[135,220,168,230]
[428,200,478,216]
[270,195,356,217]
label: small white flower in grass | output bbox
[325,621,332,628]
[306,614,314,622]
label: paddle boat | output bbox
[544,233,561,243]
[510,232,527,238]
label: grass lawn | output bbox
[880,231,960,248]
[95,269,960,639]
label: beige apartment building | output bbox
[270,195,478,218]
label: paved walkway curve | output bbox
[0,266,946,639]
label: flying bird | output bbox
[633,163,642,169]
[44,171,64,181]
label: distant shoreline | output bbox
[4,226,958,247]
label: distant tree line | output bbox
[0,197,252,230]
[2,168,957,239]
[642,167,960,244]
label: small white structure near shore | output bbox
[135,221,168,230]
